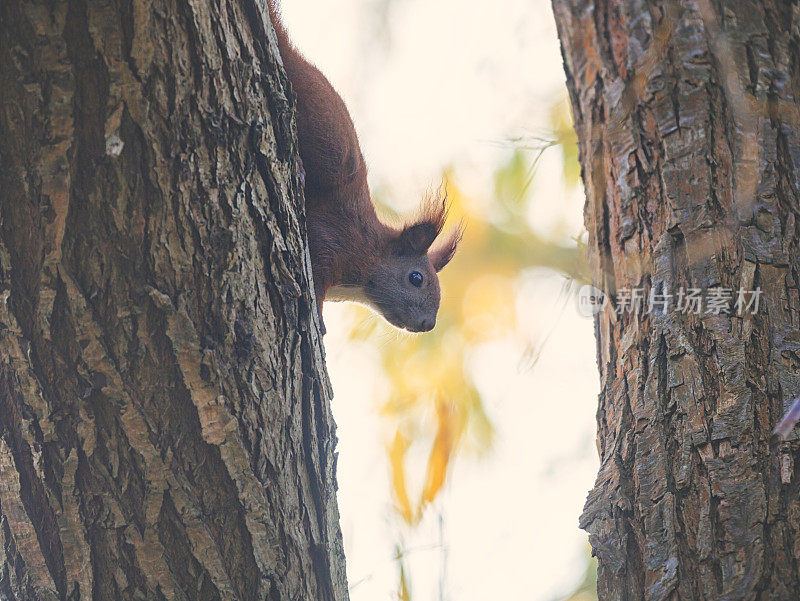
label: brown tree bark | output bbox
[0,2,348,600]
[553,1,800,599]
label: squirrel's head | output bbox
[365,195,463,333]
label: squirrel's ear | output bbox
[396,222,439,255]
[429,221,464,272]
[396,188,449,255]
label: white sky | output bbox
[280,1,600,599]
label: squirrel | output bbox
[267,2,462,334]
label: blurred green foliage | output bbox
[555,549,598,601]
[346,98,585,524]
[343,97,594,599]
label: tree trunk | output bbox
[0,2,348,601]
[553,1,800,599]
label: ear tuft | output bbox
[397,222,439,255]
[429,220,464,272]
[395,188,449,255]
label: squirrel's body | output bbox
[268,4,460,333]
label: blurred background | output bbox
[280,1,599,599]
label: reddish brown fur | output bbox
[268,3,461,332]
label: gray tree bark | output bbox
[0,1,348,600]
[553,1,800,599]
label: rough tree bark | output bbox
[553,1,800,599]
[0,2,348,601]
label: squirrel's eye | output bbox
[408,271,424,287]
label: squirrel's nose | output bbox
[418,317,435,332]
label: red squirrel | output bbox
[267,2,462,334]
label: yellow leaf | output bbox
[421,398,463,506]
[388,430,416,525]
